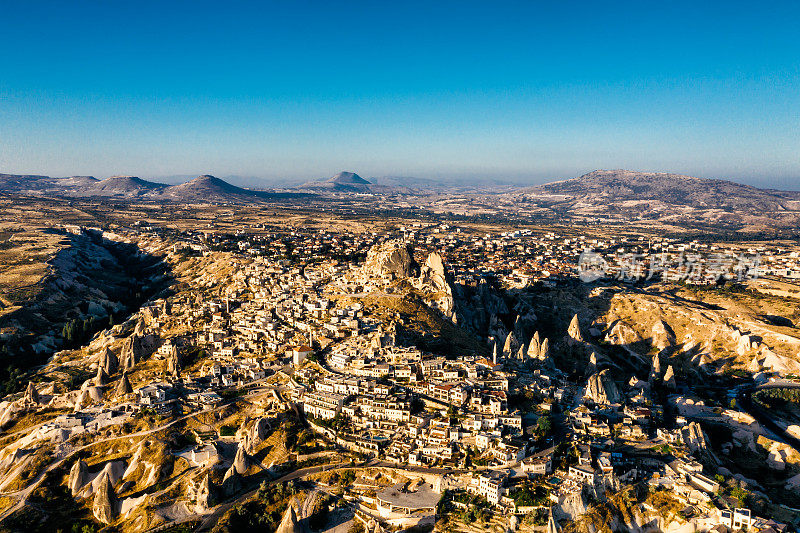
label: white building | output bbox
[138,384,167,405]
[472,471,507,505]
[302,391,344,420]
[292,345,314,366]
[720,508,752,530]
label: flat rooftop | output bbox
[376,481,438,510]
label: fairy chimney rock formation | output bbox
[69,459,88,496]
[92,472,118,524]
[567,314,584,344]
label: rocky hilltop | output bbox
[361,241,420,279]
[528,169,800,211]
[357,241,477,325]
[157,174,271,202]
[497,169,800,229]
[83,176,165,197]
[300,171,372,192]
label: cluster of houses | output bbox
[100,222,798,533]
[288,323,540,470]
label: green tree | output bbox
[537,415,552,434]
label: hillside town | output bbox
[0,218,799,533]
[3,1,800,530]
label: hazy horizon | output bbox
[5,168,800,192]
[2,1,799,190]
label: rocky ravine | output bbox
[0,227,171,369]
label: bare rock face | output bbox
[120,335,140,371]
[527,331,541,359]
[604,320,643,346]
[663,365,676,389]
[133,316,147,336]
[92,472,118,524]
[233,444,249,474]
[98,347,118,375]
[96,366,110,387]
[73,389,92,411]
[23,381,40,406]
[678,421,708,453]
[651,321,675,350]
[194,473,214,512]
[0,402,22,427]
[244,417,270,454]
[516,344,526,361]
[584,369,622,405]
[120,333,158,371]
[554,489,589,520]
[140,306,160,328]
[69,459,88,496]
[73,386,103,410]
[526,330,550,362]
[502,331,521,358]
[567,314,584,344]
[276,502,302,533]
[362,242,419,279]
[416,251,455,320]
[165,349,180,377]
[540,338,550,360]
[649,353,662,382]
[222,465,242,497]
[759,347,789,373]
[587,352,598,375]
[418,252,449,294]
[116,372,133,397]
[737,334,757,356]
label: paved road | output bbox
[148,453,500,532]
[192,461,347,532]
[738,386,800,451]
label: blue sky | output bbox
[1,1,799,187]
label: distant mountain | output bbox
[3,168,799,226]
[524,170,800,211]
[55,176,99,187]
[0,172,312,203]
[499,169,800,229]
[0,173,58,193]
[81,176,166,197]
[301,171,372,192]
[0,174,102,195]
[159,174,265,202]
